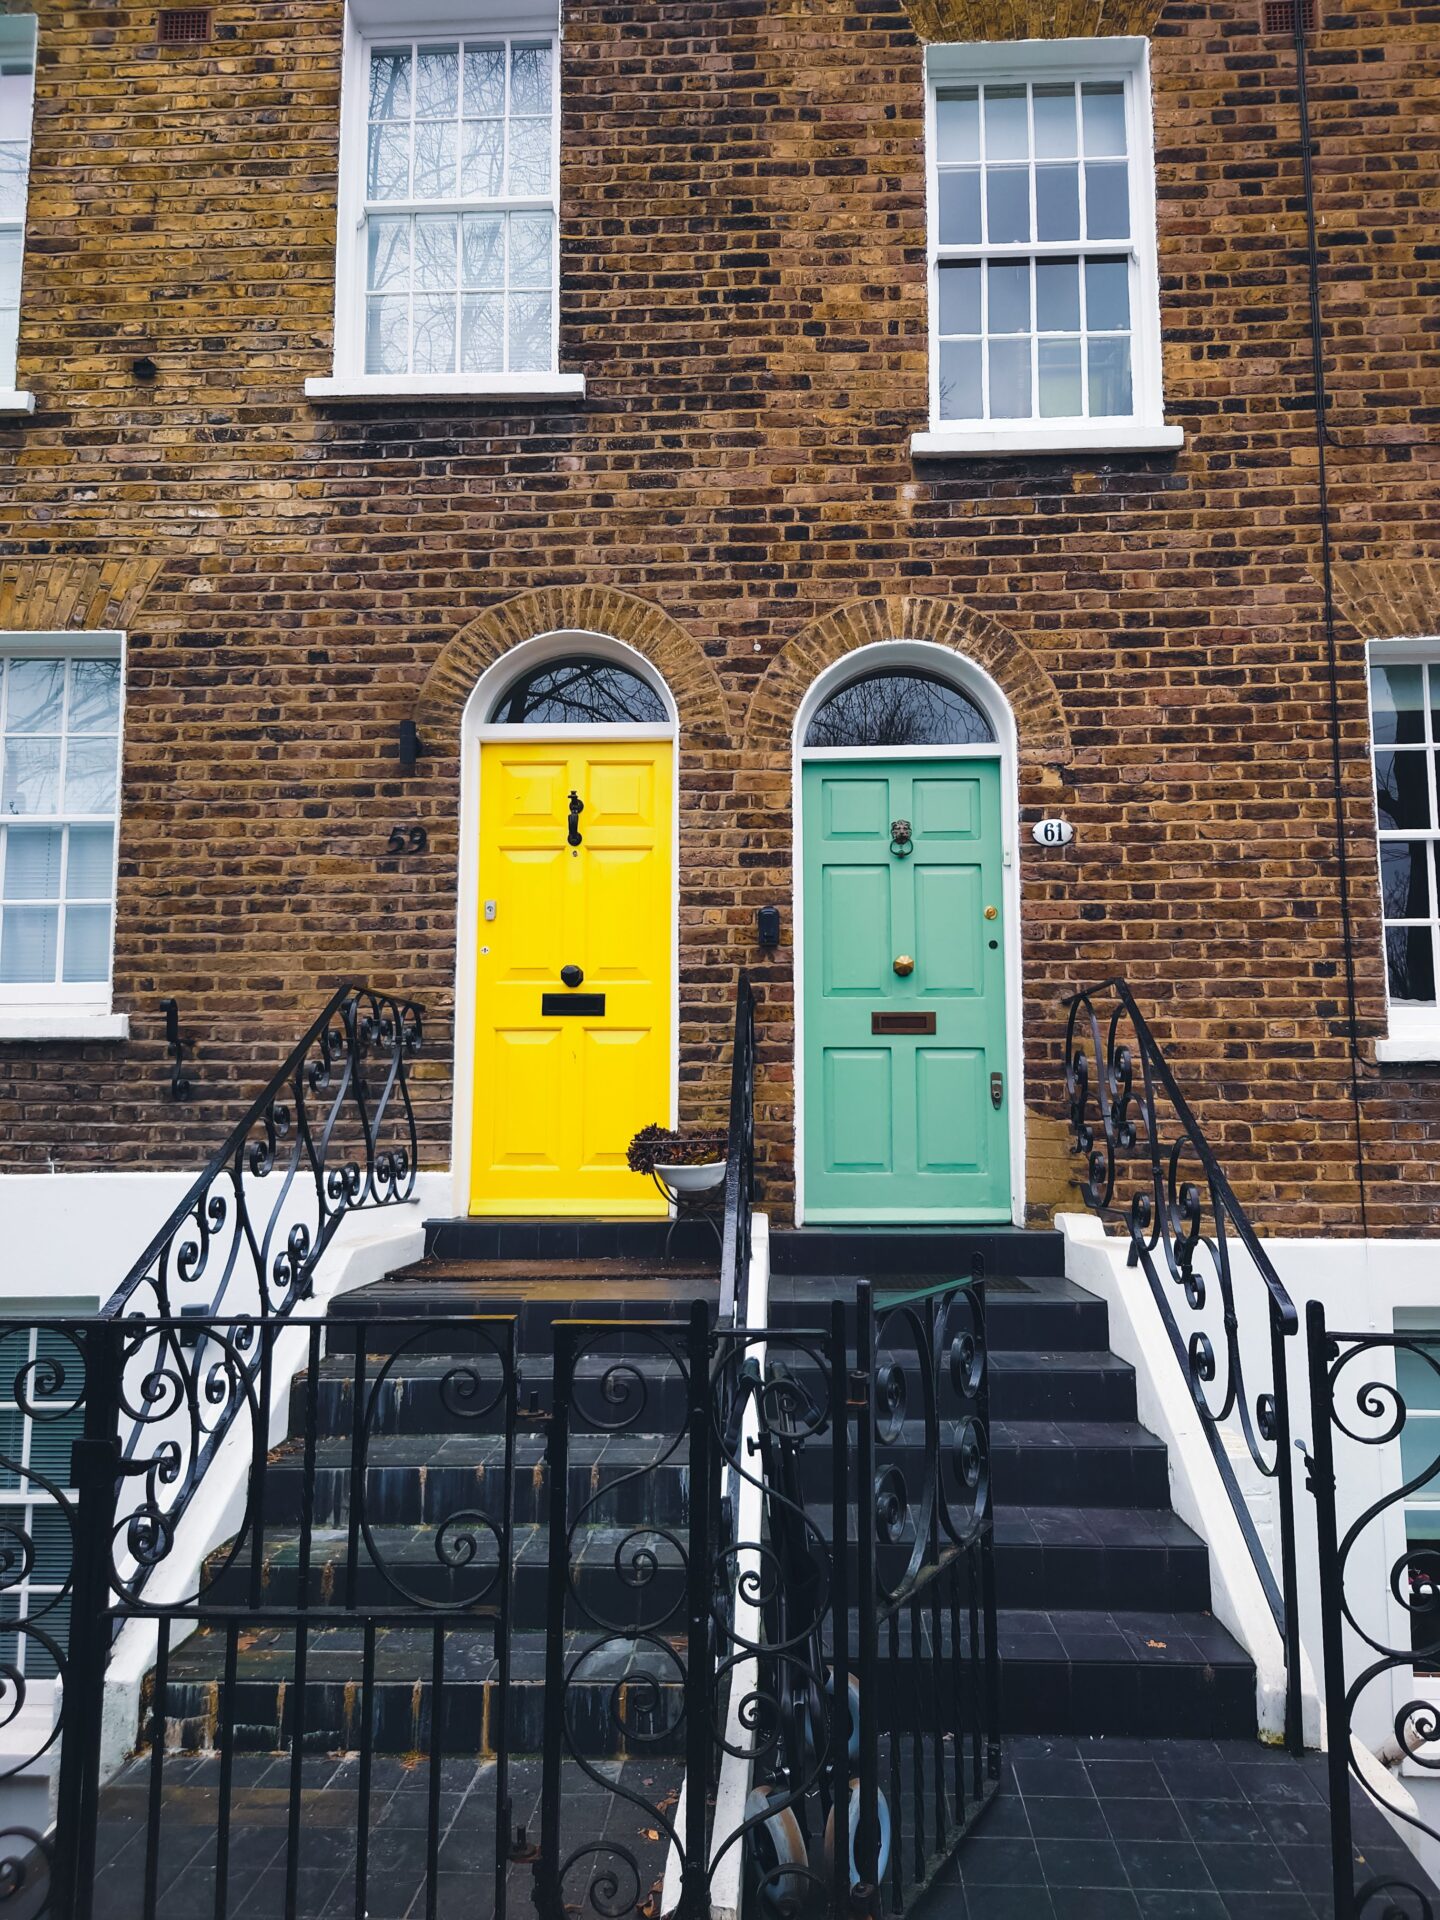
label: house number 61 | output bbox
[1031,818,1074,847]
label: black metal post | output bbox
[1270,1295,1305,1753]
[1305,1299,1354,1920]
[853,1281,881,1910]
[682,1302,712,1920]
[829,1298,852,1920]
[535,1320,573,1920]
[53,1323,123,1920]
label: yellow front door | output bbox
[469,738,672,1216]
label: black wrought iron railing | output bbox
[1064,976,1303,1753]
[1305,1309,1440,1918]
[100,983,423,1588]
[719,971,758,1325]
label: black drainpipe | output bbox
[1290,0,1370,1233]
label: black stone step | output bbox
[991,1421,1171,1509]
[156,1603,1253,1756]
[768,1228,1065,1279]
[296,1345,1137,1436]
[422,1218,718,1264]
[992,1506,1210,1611]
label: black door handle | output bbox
[560,965,584,989]
[567,791,584,847]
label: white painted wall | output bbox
[1060,1216,1440,1881]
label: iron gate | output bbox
[2,1278,996,1920]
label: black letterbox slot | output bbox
[872,1010,936,1035]
[542,993,606,1017]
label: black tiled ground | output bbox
[915,1736,1440,1920]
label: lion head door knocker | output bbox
[889,818,913,857]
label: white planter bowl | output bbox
[655,1160,727,1196]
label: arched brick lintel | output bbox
[744,594,1072,767]
[904,0,1164,41]
[1331,557,1440,646]
[414,586,730,744]
[0,556,167,635]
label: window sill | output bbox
[1375,1036,1440,1064]
[0,388,35,415]
[305,373,586,403]
[0,1011,129,1042]
[911,422,1185,459]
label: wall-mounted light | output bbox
[398,719,423,770]
[757,906,781,950]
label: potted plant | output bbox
[627,1123,729,1197]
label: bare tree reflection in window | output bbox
[491,656,667,725]
[804,669,995,749]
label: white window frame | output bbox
[0,15,37,415]
[913,37,1181,460]
[307,4,584,403]
[1368,636,1440,1062]
[0,633,127,1042]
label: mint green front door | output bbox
[801,757,1011,1223]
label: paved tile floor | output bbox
[915,1735,1439,1920]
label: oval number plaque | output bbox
[1032,818,1074,847]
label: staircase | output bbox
[154,1221,1255,1756]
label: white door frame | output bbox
[791,639,1027,1228]
[448,630,681,1218]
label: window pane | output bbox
[510,45,552,117]
[491,657,668,726]
[411,295,457,375]
[1035,164,1079,242]
[0,905,57,984]
[1375,751,1432,833]
[508,291,552,373]
[987,260,1030,333]
[464,47,504,115]
[1036,257,1080,332]
[1381,841,1432,922]
[415,45,459,119]
[804,670,995,750]
[461,293,504,373]
[938,262,981,335]
[1387,926,1437,1006]
[0,142,28,222]
[508,118,551,196]
[983,86,1028,162]
[1038,337,1082,417]
[69,660,120,735]
[1085,256,1130,331]
[1085,161,1130,240]
[367,217,410,292]
[1081,82,1127,156]
[938,339,982,419]
[0,227,20,308]
[986,167,1030,244]
[509,212,553,289]
[462,213,504,285]
[62,906,110,986]
[461,121,504,198]
[5,659,63,733]
[1430,665,1440,743]
[369,49,411,122]
[1033,85,1077,159]
[0,306,16,383]
[413,215,458,291]
[938,169,981,246]
[1087,335,1132,415]
[1,737,58,815]
[366,296,409,376]
[936,88,980,163]
[1372,662,1425,745]
[413,119,457,199]
[3,827,61,900]
[367,124,410,200]
[63,738,117,815]
[66,826,114,900]
[988,337,1031,418]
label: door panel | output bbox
[802,756,1011,1222]
[471,739,672,1216]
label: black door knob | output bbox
[560,965,584,989]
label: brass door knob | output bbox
[893,955,915,976]
[984,905,998,921]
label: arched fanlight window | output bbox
[803,667,995,749]
[489,654,668,726]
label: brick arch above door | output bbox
[0,555,166,634]
[746,595,1072,769]
[1331,556,1440,646]
[415,586,730,746]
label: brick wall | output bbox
[0,0,1436,1236]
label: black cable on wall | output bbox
[1289,0,1370,1233]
